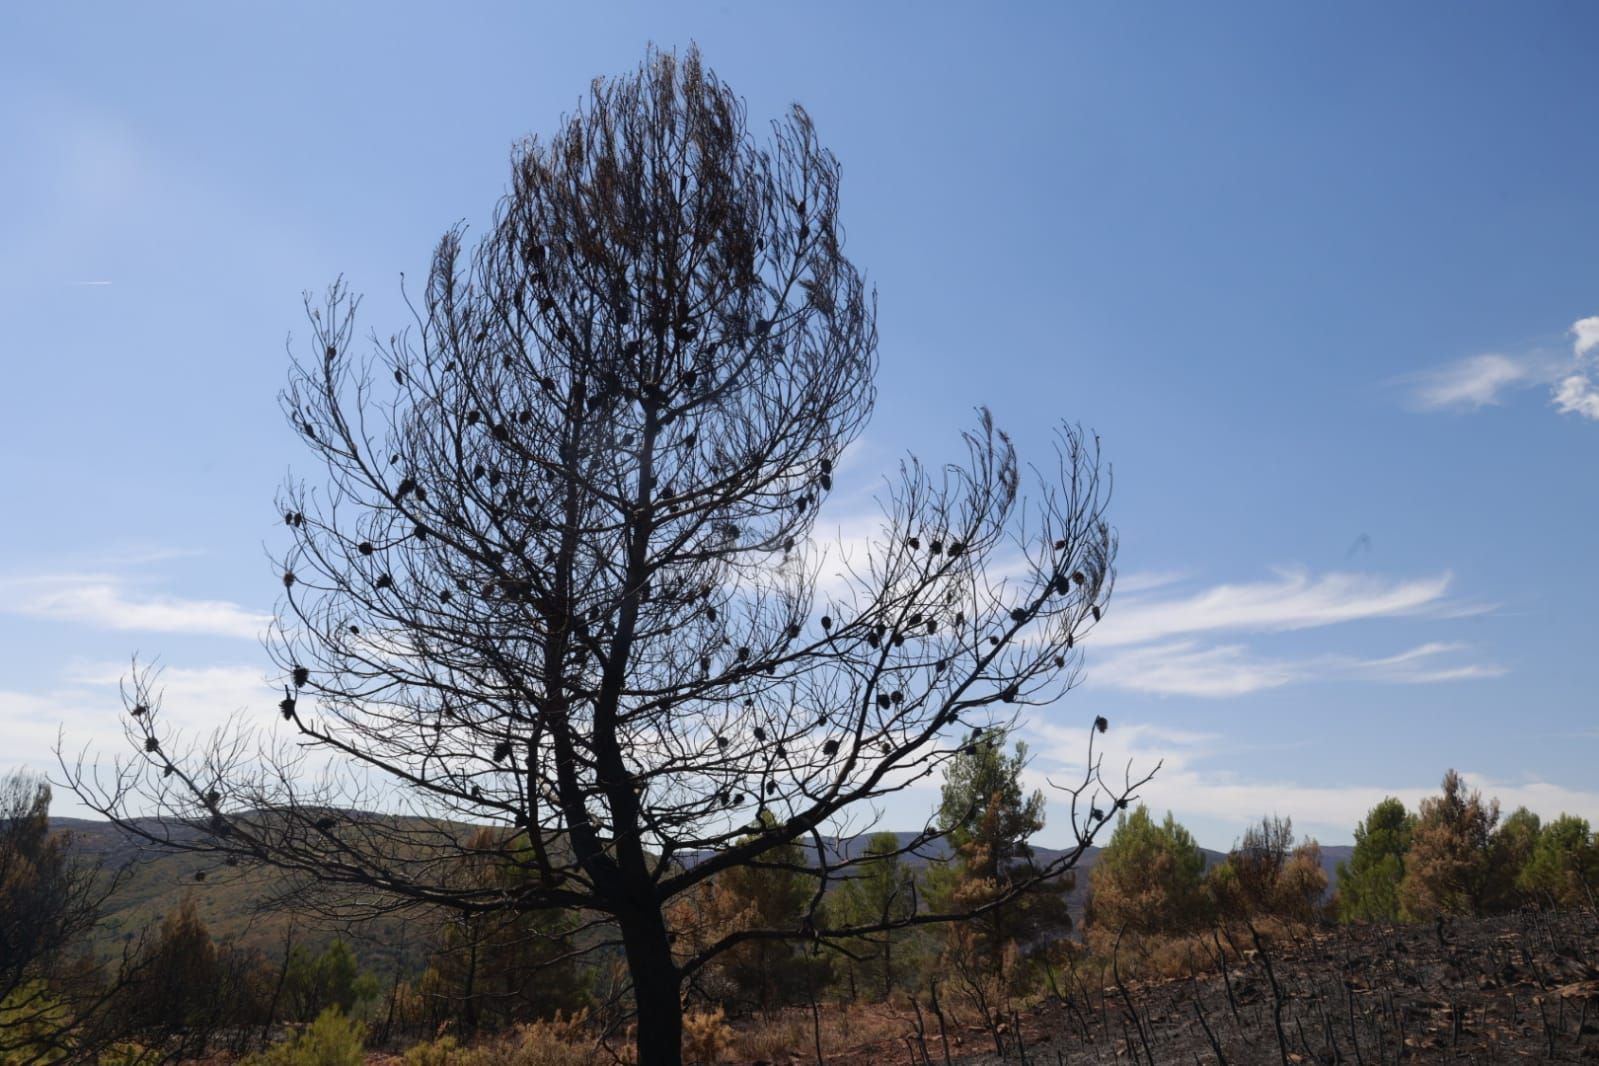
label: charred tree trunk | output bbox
[621,909,683,1066]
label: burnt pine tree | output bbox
[1,771,143,1065]
[66,48,1147,1065]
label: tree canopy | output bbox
[1086,805,1209,951]
[1399,770,1500,919]
[1336,797,1414,922]
[66,47,1139,1065]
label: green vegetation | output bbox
[932,736,1073,989]
[1518,813,1599,907]
[831,832,919,1000]
[243,1007,365,1066]
[1336,797,1415,921]
[18,759,1599,1061]
[1086,805,1209,949]
[0,983,73,1065]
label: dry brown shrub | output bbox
[1142,931,1222,981]
[680,1007,734,1063]
[413,1009,601,1066]
[1085,915,1313,985]
[837,998,925,1047]
[729,1013,807,1061]
[723,1001,914,1061]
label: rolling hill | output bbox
[51,816,1353,980]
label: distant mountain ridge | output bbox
[50,816,1353,976]
[683,828,1351,889]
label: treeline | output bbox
[6,763,1597,1063]
[1337,769,1598,919]
[672,738,1075,1024]
[2,770,588,1062]
[1084,807,1326,957]
[7,740,1074,1062]
[1082,768,1599,976]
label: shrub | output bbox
[1486,807,1543,910]
[0,982,73,1065]
[1220,816,1295,915]
[402,1035,464,1066]
[831,832,922,1000]
[426,830,587,1032]
[96,1043,156,1066]
[244,1006,365,1066]
[500,1013,601,1066]
[681,1007,734,1063]
[115,893,224,1046]
[1274,840,1330,923]
[930,736,1072,988]
[669,817,829,1013]
[417,1010,601,1066]
[281,940,380,1024]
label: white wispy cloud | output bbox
[0,573,270,639]
[1554,371,1599,419]
[1113,569,1189,595]
[805,498,1495,700]
[4,663,267,755]
[1406,309,1599,421]
[1062,566,1499,699]
[1089,639,1503,698]
[1552,314,1599,419]
[3,662,287,817]
[64,662,272,711]
[1355,642,1504,683]
[1092,567,1477,649]
[1090,642,1302,697]
[1406,352,1549,410]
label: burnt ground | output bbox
[825,910,1599,1065]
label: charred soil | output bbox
[824,910,1599,1065]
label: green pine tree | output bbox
[1517,814,1599,908]
[688,812,828,1013]
[1336,797,1415,922]
[931,735,1071,991]
[833,831,920,1000]
[1085,805,1208,952]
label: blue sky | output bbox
[3,2,1596,849]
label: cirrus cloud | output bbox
[1091,567,1481,649]
[1405,309,1599,421]
[1406,352,1553,410]
[1077,567,1498,699]
[1089,639,1503,698]
[0,573,270,639]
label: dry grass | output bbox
[1072,915,1316,989]
[715,996,1010,1064]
